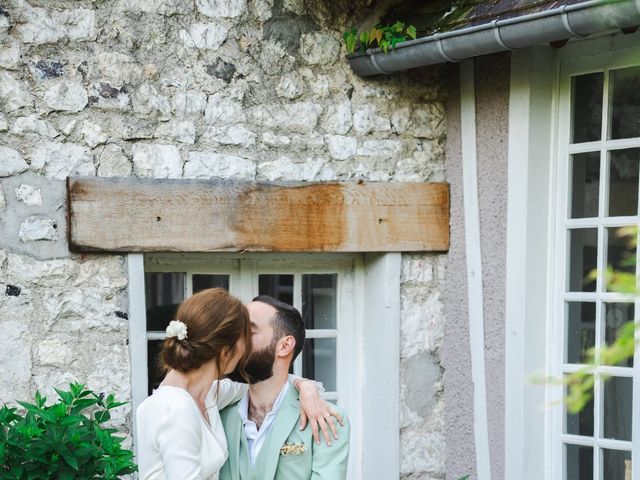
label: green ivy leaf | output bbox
[406,25,417,40]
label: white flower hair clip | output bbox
[166,320,188,340]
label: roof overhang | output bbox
[347,0,640,76]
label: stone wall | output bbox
[0,0,447,476]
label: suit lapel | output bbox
[257,386,300,480]
[226,407,249,480]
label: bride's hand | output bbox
[296,380,344,446]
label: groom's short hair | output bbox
[252,295,306,361]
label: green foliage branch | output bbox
[0,383,137,479]
[343,22,417,54]
[560,226,637,414]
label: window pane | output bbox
[259,275,293,305]
[571,73,603,143]
[608,149,639,217]
[603,449,632,480]
[606,227,637,292]
[566,302,596,364]
[565,444,593,480]
[604,303,634,367]
[145,272,184,331]
[302,338,336,392]
[603,376,633,441]
[570,152,600,219]
[568,229,598,292]
[147,339,164,396]
[302,274,337,329]
[565,379,594,436]
[610,66,640,139]
[193,274,229,294]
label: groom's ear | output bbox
[277,335,296,358]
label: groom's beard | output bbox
[244,340,277,384]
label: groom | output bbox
[219,295,350,480]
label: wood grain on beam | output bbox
[67,177,449,252]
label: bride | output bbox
[135,288,338,480]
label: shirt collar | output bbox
[237,381,291,425]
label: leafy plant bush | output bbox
[0,383,137,479]
[343,21,417,54]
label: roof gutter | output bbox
[347,0,640,76]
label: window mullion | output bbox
[185,271,193,297]
[293,273,303,377]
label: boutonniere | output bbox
[280,442,306,456]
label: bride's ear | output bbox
[219,345,232,371]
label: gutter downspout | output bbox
[348,0,640,76]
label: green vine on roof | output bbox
[343,21,417,54]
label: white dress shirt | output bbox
[237,382,291,464]
[136,380,248,480]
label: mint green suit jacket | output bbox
[219,385,350,480]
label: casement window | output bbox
[127,252,402,480]
[506,38,640,480]
[553,52,639,480]
[140,255,353,401]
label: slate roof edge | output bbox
[347,0,640,76]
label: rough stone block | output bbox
[44,80,88,112]
[0,318,32,404]
[13,6,64,44]
[96,52,143,85]
[320,102,352,134]
[180,22,228,50]
[0,147,29,177]
[19,216,58,242]
[97,144,132,177]
[205,125,256,146]
[58,8,96,42]
[184,151,255,180]
[155,121,196,145]
[132,83,171,118]
[257,156,324,181]
[11,115,59,138]
[14,184,43,206]
[0,72,32,111]
[402,254,435,284]
[31,141,94,179]
[257,41,295,75]
[250,102,323,133]
[300,32,340,66]
[87,83,130,111]
[0,185,5,210]
[79,121,108,148]
[196,0,246,18]
[204,94,245,124]
[353,105,391,134]
[118,0,188,15]
[358,139,404,157]
[172,90,207,115]
[401,287,443,357]
[0,37,20,69]
[131,144,182,178]
[276,73,304,100]
[261,132,290,146]
[0,114,7,132]
[324,135,356,161]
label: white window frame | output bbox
[505,33,640,480]
[127,252,401,480]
